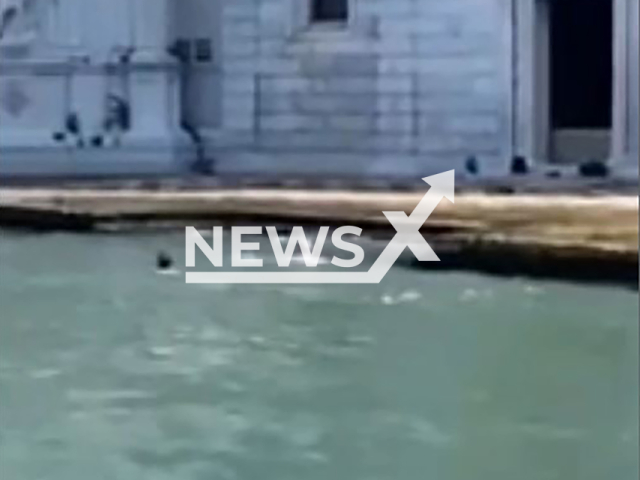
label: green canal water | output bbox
[0,232,638,480]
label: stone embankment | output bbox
[1,186,637,286]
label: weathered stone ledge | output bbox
[1,188,637,287]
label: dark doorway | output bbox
[550,0,613,161]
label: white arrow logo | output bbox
[186,170,455,284]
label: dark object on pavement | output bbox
[511,156,529,175]
[157,252,174,270]
[579,160,610,178]
[52,132,66,142]
[91,135,104,148]
[546,169,562,179]
[465,156,479,176]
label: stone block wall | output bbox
[206,0,512,178]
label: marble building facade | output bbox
[0,0,638,178]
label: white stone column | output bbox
[128,0,179,131]
[612,0,638,175]
[58,0,132,145]
[627,0,639,160]
[513,0,551,164]
[132,0,172,61]
[124,0,189,171]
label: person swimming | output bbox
[156,251,174,271]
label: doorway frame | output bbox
[513,0,630,164]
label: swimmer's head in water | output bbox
[157,252,173,270]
